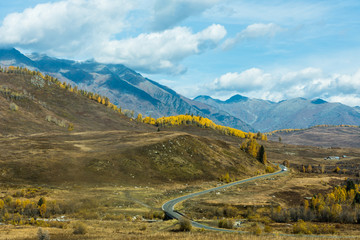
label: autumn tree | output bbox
[307,164,312,173]
[283,160,290,168]
[257,145,267,164]
[136,113,143,122]
[240,139,260,158]
[38,197,46,206]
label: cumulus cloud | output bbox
[151,0,219,31]
[210,68,272,91]
[222,23,283,50]
[0,0,226,74]
[207,67,360,107]
[97,24,226,74]
[0,0,135,57]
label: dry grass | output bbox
[0,221,358,240]
[268,126,360,148]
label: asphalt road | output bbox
[162,165,287,232]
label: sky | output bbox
[0,0,360,107]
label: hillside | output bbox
[0,70,152,135]
[267,125,360,148]
[0,48,254,132]
[0,69,265,185]
[194,95,360,132]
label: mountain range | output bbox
[0,48,253,132]
[1,48,360,132]
[194,95,360,132]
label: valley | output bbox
[1,0,360,239]
[0,68,359,240]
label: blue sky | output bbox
[0,0,360,106]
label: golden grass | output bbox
[1,221,358,240]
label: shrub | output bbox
[265,166,275,173]
[264,225,272,233]
[143,210,164,220]
[223,206,238,218]
[9,102,19,111]
[218,219,234,229]
[292,220,312,234]
[103,214,125,221]
[37,228,50,240]
[251,223,262,236]
[73,222,87,235]
[179,217,192,231]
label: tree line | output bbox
[271,180,360,224]
[2,66,268,140]
[138,113,268,140]
[267,124,360,136]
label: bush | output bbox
[265,166,275,173]
[179,217,192,231]
[223,206,238,218]
[264,225,272,233]
[251,223,262,235]
[143,211,164,220]
[293,220,336,235]
[73,222,87,235]
[103,214,125,221]
[9,102,19,111]
[218,219,234,229]
[333,167,341,173]
[37,228,50,240]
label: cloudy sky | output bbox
[0,0,360,106]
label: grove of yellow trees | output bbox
[143,114,268,140]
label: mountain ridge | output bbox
[1,48,359,133]
[194,95,360,132]
[0,48,254,132]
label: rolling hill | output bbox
[267,125,360,148]
[0,69,264,185]
[0,48,254,132]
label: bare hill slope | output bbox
[0,70,265,185]
[268,126,360,148]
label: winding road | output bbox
[162,165,287,232]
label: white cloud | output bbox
[222,23,283,50]
[327,94,360,107]
[0,0,226,74]
[97,24,226,74]
[151,0,219,31]
[210,68,272,91]
[0,0,135,57]
[206,67,360,107]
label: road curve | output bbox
[162,165,288,232]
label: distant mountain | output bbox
[4,48,357,133]
[194,95,360,132]
[0,48,254,132]
[355,106,360,113]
